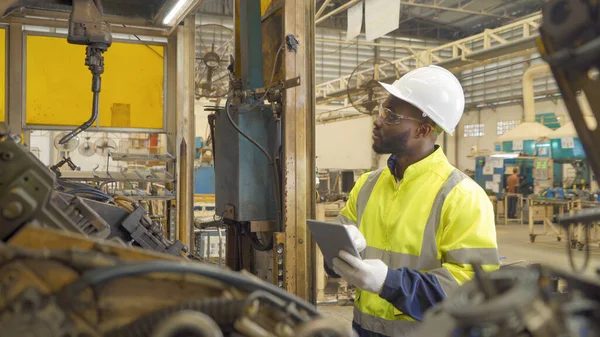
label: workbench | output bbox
[528,197,580,243]
[503,193,525,226]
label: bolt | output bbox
[588,67,600,81]
[2,201,23,220]
[0,152,13,161]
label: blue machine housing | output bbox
[194,167,215,194]
[214,105,278,221]
[550,137,587,159]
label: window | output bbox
[497,120,521,135]
[464,124,484,137]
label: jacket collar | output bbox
[387,145,446,181]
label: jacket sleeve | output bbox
[323,172,371,278]
[378,182,500,321]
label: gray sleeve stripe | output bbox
[418,169,467,269]
[356,168,385,227]
[427,268,460,296]
[444,247,500,265]
[334,213,357,225]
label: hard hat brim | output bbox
[378,81,454,136]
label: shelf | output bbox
[60,170,176,183]
[110,152,175,162]
[114,190,176,201]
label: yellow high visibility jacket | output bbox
[336,147,499,336]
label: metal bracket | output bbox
[286,34,299,52]
[224,204,236,220]
[274,232,286,289]
[284,76,301,89]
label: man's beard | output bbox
[373,129,411,155]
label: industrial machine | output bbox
[412,0,600,336]
[0,128,345,337]
[0,1,344,336]
[533,158,554,194]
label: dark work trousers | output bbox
[508,195,518,218]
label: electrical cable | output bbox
[122,24,165,59]
[67,188,112,200]
[225,96,272,163]
[56,261,320,316]
[263,43,285,100]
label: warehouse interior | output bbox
[1,0,600,336]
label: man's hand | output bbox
[344,225,367,253]
[332,250,388,294]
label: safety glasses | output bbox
[378,105,427,125]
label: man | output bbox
[326,65,499,337]
[507,167,520,218]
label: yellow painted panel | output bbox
[261,0,273,16]
[0,28,5,123]
[26,35,164,129]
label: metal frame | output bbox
[1,24,7,125]
[315,37,429,51]
[20,30,168,133]
[399,0,515,20]
[503,193,524,226]
[8,23,22,136]
[315,0,361,25]
[282,0,316,303]
[9,0,207,32]
[0,15,168,37]
[173,16,196,252]
[315,13,543,106]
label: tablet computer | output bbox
[307,220,362,269]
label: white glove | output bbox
[332,250,388,294]
[344,225,367,253]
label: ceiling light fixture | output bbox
[490,153,519,159]
[163,0,192,26]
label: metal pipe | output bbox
[522,63,550,122]
[315,0,332,19]
[59,74,101,144]
[315,0,361,25]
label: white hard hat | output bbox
[379,65,465,136]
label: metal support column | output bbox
[166,26,178,242]
[282,0,316,303]
[239,0,264,90]
[7,23,23,135]
[168,16,196,251]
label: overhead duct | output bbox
[552,93,596,138]
[522,63,551,122]
[496,64,553,145]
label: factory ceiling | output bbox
[314,0,542,40]
[1,0,182,24]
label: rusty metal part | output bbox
[150,311,223,337]
[0,288,77,337]
[0,226,336,336]
[294,317,352,337]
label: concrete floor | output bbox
[318,223,600,324]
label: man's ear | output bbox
[416,124,434,138]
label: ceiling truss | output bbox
[315,12,543,122]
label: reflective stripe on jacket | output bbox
[335,147,499,337]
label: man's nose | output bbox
[374,116,383,128]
